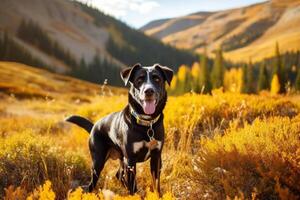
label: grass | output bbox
[1,62,300,199]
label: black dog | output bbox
[65,63,173,195]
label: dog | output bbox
[65,63,173,195]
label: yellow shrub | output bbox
[197,116,300,199]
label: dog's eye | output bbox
[153,75,161,83]
[136,77,144,85]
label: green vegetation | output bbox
[210,48,224,89]
[0,33,47,69]
[77,2,197,71]
[199,49,211,93]
[170,43,300,95]
[17,20,78,68]
[257,61,269,91]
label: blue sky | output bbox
[77,0,267,28]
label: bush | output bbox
[197,116,300,199]
[0,132,89,199]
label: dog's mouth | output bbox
[142,99,157,115]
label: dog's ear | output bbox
[120,63,141,86]
[154,64,174,85]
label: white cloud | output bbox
[79,0,160,18]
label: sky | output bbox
[77,0,267,28]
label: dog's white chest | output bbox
[132,140,162,160]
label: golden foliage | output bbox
[198,116,300,199]
[1,62,300,199]
[191,62,200,80]
[224,68,243,93]
[271,74,280,95]
[177,65,189,82]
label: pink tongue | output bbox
[143,100,156,115]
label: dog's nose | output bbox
[145,88,154,97]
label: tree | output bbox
[199,49,211,93]
[211,48,224,89]
[273,42,285,93]
[247,60,255,93]
[241,63,248,93]
[295,68,300,91]
[271,74,280,95]
[257,61,269,91]
[177,65,191,94]
[191,62,201,93]
[169,75,178,94]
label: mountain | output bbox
[0,0,196,86]
[141,0,300,62]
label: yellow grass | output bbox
[1,62,300,199]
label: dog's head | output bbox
[121,63,173,116]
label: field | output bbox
[1,62,300,199]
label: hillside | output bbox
[0,0,196,86]
[1,62,300,199]
[141,0,300,62]
[0,62,125,103]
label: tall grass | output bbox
[1,92,300,199]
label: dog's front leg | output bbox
[126,159,137,195]
[150,151,162,195]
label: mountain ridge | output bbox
[0,0,196,86]
[141,0,300,62]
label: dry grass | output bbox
[1,62,300,199]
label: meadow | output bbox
[1,62,300,199]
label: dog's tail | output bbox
[65,115,94,133]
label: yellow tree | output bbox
[169,75,178,94]
[177,65,191,94]
[191,62,201,93]
[271,74,280,95]
[224,68,243,93]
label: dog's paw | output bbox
[81,185,90,193]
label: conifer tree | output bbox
[211,48,224,89]
[295,68,300,91]
[257,61,269,91]
[241,63,248,93]
[273,42,285,93]
[199,48,211,93]
[247,60,255,93]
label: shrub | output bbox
[0,132,89,199]
[197,116,300,199]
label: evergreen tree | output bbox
[257,61,269,91]
[247,60,255,93]
[199,49,211,93]
[241,63,248,93]
[211,48,224,89]
[295,68,300,91]
[273,42,285,93]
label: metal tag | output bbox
[148,138,158,150]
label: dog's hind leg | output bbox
[85,135,109,192]
[116,160,127,188]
